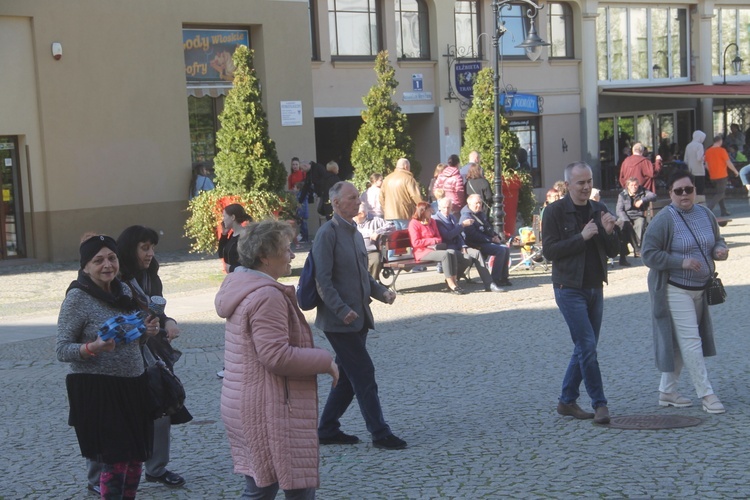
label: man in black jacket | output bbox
[459,194,512,289]
[542,162,620,425]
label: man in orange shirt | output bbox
[705,134,739,216]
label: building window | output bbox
[188,96,224,163]
[596,6,689,83]
[310,0,319,60]
[395,0,429,59]
[509,118,541,188]
[455,0,480,58]
[712,8,750,81]
[498,4,533,58]
[548,2,573,58]
[328,0,381,57]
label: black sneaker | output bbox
[319,431,360,445]
[87,484,101,496]
[145,470,185,487]
[372,434,407,450]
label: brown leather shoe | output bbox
[557,401,594,420]
[593,406,611,424]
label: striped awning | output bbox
[186,85,232,98]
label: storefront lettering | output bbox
[183,34,210,52]
[211,33,244,45]
[186,61,208,76]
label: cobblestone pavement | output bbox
[2,198,750,499]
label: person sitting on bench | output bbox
[615,177,656,266]
[460,194,512,288]
[407,202,468,295]
[434,197,504,293]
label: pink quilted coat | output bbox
[215,269,333,490]
[435,165,466,208]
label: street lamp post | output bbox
[491,0,549,236]
[721,43,744,136]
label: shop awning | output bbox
[186,85,231,98]
[600,83,750,99]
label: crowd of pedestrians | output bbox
[54,150,735,499]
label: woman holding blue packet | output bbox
[57,233,159,498]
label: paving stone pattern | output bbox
[2,199,750,499]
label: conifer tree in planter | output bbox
[185,45,295,253]
[460,67,535,233]
[351,51,420,191]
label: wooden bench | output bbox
[377,229,439,292]
[646,195,732,227]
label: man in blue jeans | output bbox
[313,181,406,450]
[542,162,620,424]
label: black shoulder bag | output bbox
[143,344,187,418]
[672,207,726,305]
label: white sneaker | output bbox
[658,392,692,408]
[217,369,225,379]
[702,394,725,414]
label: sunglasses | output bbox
[671,186,695,196]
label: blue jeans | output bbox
[739,164,750,186]
[318,327,391,440]
[554,286,607,409]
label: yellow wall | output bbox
[0,0,316,261]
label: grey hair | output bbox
[329,181,354,204]
[563,162,592,182]
[466,193,482,205]
[237,219,295,269]
[438,197,452,209]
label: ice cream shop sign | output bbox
[183,29,249,83]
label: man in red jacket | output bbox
[619,143,660,192]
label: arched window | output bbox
[395,0,429,59]
[548,2,573,59]
[329,0,381,57]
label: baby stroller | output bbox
[509,226,548,272]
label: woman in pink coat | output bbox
[407,202,467,295]
[434,154,466,214]
[215,220,338,499]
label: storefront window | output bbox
[0,137,24,258]
[509,118,541,187]
[188,96,224,163]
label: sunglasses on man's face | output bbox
[671,186,695,196]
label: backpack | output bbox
[296,249,321,310]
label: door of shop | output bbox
[0,137,25,259]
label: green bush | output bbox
[351,51,419,190]
[460,67,535,226]
[185,188,298,254]
[185,45,294,252]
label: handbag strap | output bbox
[669,205,714,275]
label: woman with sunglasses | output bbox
[642,170,729,414]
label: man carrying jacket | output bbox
[542,162,620,425]
[314,181,406,450]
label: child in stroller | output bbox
[510,226,548,272]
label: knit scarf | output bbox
[65,270,137,312]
